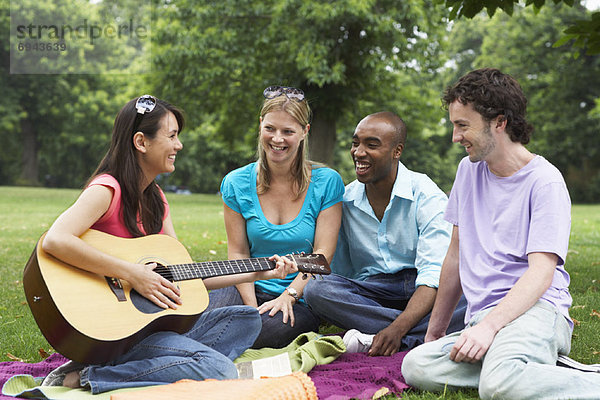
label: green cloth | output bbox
[235,332,345,373]
[1,374,146,400]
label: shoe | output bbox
[343,329,374,353]
[556,355,600,373]
[41,360,84,387]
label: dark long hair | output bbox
[89,97,185,237]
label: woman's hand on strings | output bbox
[129,262,182,309]
[260,254,298,280]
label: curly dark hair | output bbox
[442,68,533,144]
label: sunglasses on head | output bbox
[263,86,305,102]
[132,95,157,134]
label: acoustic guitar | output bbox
[23,229,330,364]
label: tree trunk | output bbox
[308,111,336,165]
[20,118,39,185]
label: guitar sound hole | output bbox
[130,289,164,314]
[131,263,175,314]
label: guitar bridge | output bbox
[105,276,126,302]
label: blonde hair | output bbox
[257,95,313,199]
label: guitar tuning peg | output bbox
[302,273,309,280]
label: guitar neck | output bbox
[164,257,277,281]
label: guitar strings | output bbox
[150,254,324,282]
[152,257,276,282]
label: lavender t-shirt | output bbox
[445,156,573,328]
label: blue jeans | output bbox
[206,286,321,349]
[402,301,600,399]
[303,270,467,350]
[80,306,261,394]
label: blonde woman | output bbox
[207,86,344,348]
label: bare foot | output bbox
[62,370,82,389]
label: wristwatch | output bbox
[285,287,300,303]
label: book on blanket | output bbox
[236,353,292,379]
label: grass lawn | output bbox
[1,186,598,399]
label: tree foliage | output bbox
[152,0,449,177]
[2,0,599,202]
[444,2,600,201]
[440,0,600,55]
[1,0,149,187]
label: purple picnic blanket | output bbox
[0,351,409,400]
[0,354,67,400]
[309,351,409,399]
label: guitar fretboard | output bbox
[163,258,276,281]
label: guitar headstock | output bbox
[290,253,331,275]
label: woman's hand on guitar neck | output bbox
[128,262,182,309]
[256,256,307,327]
[261,255,298,280]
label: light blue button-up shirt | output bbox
[331,162,451,288]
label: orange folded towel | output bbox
[110,371,317,400]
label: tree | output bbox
[443,3,600,201]
[440,0,600,56]
[1,0,150,186]
[152,0,449,169]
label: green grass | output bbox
[1,186,598,399]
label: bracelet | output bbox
[285,287,300,303]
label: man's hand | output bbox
[424,326,447,343]
[368,285,438,356]
[369,325,405,356]
[450,321,496,363]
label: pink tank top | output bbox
[88,174,169,238]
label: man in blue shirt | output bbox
[304,111,466,356]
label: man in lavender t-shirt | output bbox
[402,68,600,399]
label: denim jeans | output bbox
[303,270,467,350]
[80,305,261,394]
[402,301,600,399]
[206,286,321,349]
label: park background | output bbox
[2,0,600,200]
[1,1,600,398]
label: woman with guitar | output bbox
[39,95,296,393]
[206,86,344,348]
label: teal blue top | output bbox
[220,162,344,296]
